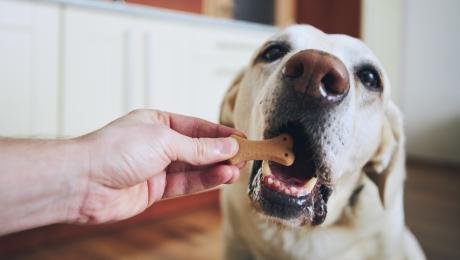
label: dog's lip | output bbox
[247,121,334,224]
[249,161,332,224]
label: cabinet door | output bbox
[143,21,195,117]
[0,0,59,137]
[186,27,269,122]
[144,23,271,122]
[62,8,145,136]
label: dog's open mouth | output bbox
[248,122,333,225]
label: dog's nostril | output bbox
[321,70,347,96]
[283,58,304,78]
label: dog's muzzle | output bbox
[248,50,349,225]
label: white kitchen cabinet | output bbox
[62,7,270,136]
[0,0,59,137]
[1,0,273,137]
[142,21,198,117]
[186,27,266,122]
[144,23,268,122]
[62,7,146,136]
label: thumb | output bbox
[170,133,239,166]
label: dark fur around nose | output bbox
[282,50,350,105]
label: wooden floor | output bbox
[404,162,460,260]
[7,206,223,260]
[5,162,460,260]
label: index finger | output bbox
[167,112,245,138]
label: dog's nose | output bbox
[283,50,349,104]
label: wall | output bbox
[361,0,403,104]
[401,0,460,164]
[362,0,460,164]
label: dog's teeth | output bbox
[275,180,280,187]
[285,188,291,195]
[304,177,318,193]
[267,177,273,185]
[290,187,297,194]
[261,160,271,177]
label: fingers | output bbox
[162,165,240,198]
[167,161,214,174]
[123,109,245,166]
[167,161,246,174]
[168,132,239,165]
[146,173,166,207]
[167,112,245,138]
[124,109,245,138]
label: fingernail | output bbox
[218,137,239,156]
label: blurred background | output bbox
[0,0,458,259]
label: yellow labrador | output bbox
[219,25,425,260]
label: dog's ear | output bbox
[364,101,406,207]
[219,69,245,127]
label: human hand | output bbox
[74,109,243,224]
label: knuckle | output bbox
[129,108,147,116]
[152,111,170,125]
[128,109,170,125]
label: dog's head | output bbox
[220,25,404,227]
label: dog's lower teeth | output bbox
[304,177,318,193]
[259,161,319,197]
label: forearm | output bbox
[0,138,88,235]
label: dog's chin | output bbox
[248,123,333,226]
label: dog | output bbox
[219,25,425,260]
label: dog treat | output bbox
[229,134,295,166]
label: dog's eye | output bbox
[259,44,289,63]
[357,68,381,90]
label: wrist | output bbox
[61,136,92,224]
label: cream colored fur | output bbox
[219,25,425,260]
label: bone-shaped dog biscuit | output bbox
[229,134,295,166]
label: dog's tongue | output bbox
[267,120,318,178]
[269,147,316,182]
